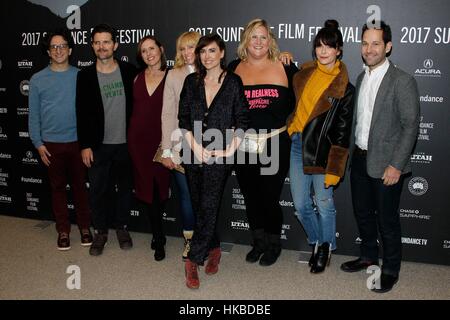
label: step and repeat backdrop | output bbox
[0,0,449,265]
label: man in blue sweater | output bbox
[28,29,92,251]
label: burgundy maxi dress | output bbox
[128,70,170,204]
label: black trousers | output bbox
[185,163,230,265]
[235,132,290,235]
[88,144,133,232]
[350,151,403,276]
[137,181,166,244]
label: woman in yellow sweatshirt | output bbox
[287,20,354,273]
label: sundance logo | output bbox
[415,59,442,77]
[0,107,7,114]
[18,59,33,69]
[279,200,294,207]
[21,176,42,184]
[77,60,94,67]
[402,237,428,246]
[408,177,429,196]
[0,195,12,203]
[420,95,444,103]
[0,153,12,159]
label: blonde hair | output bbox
[237,18,280,62]
[174,31,201,69]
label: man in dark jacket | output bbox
[76,24,137,256]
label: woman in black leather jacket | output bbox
[287,20,354,273]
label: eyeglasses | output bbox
[49,44,69,51]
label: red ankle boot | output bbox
[205,247,221,275]
[185,259,200,289]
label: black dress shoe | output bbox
[372,274,399,293]
[340,258,378,272]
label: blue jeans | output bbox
[289,133,337,250]
[173,170,195,231]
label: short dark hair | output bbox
[195,33,227,83]
[91,23,117,43]
[362,20,392,56]
[136,35,167,71]
[313,19,343,60]
[42,28,74,54]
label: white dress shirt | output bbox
[355,58,390,150]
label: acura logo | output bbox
[121,56,129,62]
[423,59,433,69]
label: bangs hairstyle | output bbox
[174,31,201,69]
[136,35,167,71]
[313,19,344,60]
[194,33,227,83]
[237,18,280,62]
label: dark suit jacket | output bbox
[350,60,420,178]
[76,60,137,150]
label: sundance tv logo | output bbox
[415,59,442,77]
[408,177,429,196]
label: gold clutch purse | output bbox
[153,146,185,174]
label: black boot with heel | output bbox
[310,242,331,273]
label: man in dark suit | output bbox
[340,21,420,293]
[76,24,137,256]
